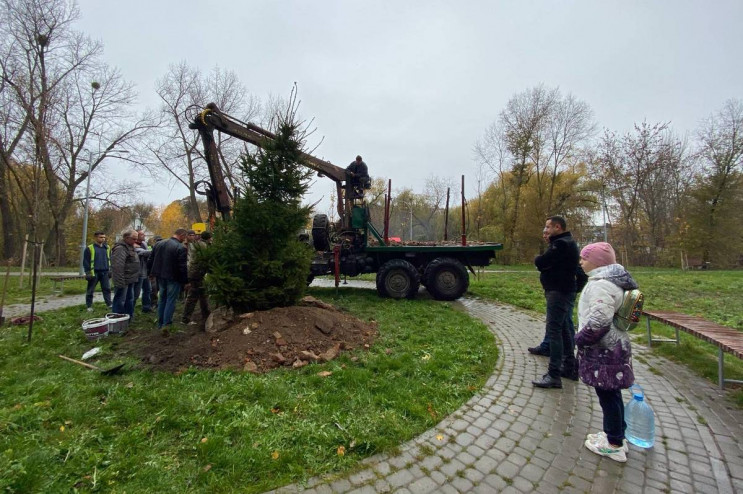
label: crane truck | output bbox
[189,103,502,300]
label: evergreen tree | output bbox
[204,102,314,312]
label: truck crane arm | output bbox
[189,103,353,222]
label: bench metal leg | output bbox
[719,348,724,390]
[646,316,652,347]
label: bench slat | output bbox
[643,310,743,359]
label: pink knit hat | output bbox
[580,242,616,267]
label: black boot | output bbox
[528,345,550,356]
[532,373,562,388]
[560,365,579,381]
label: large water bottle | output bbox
[625,384,655,448]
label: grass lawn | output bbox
[470,265,743,405]
[0,287,498,493]
[2,273,88,306]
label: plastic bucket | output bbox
[105,313,130,334]
[82,318,109,340]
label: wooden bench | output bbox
[50,275,87,295]
[644,310,743,389]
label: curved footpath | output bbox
[268,294,743,493]
[5,287,743,493]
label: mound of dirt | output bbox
[120,298,378,373]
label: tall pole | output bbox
[601,185,608,242]
[409,207,413,241]
[79,150,94,275]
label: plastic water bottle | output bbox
[625,384,655,448]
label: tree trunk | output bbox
[0,159,19,259]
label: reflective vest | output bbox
[88,243,111,271]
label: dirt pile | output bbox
[121,297,378,373]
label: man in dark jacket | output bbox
[148,228,188,330]
[532,216,582,389]
[83,231,112,311]
[111,229,140,320]
[528,230,588,370]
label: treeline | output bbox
[371,87,742,269]
[1,2,740,269]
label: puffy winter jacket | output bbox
[575,263,639,390]
[111,241,140,287]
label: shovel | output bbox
[58,354,125,375]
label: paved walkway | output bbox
[2,293,106,319]
[268,283,743,493]
[6,282,743,493]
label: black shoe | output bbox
[528,346,550,357]
[532,374,562,388]
[560,366,579,381]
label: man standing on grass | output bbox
[133,230,153,313]
[532,215,582,389]
[83,231,112,312]
[111,229,140,320]
[148,228,188,332]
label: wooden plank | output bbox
[643,310,743,359]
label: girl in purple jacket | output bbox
[575,242,638,463]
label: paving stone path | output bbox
[267,286,743,493]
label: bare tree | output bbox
[474,85,595,261]
[0,0,156,264]
[691,99,743,265]
[149,62,260,223]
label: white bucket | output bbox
[82,318,109,340]
[105,313,130,334]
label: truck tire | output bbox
[376,259,420,299]
[423,257,469,300]
[311,214,330,251]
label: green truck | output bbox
[190,103,502,300]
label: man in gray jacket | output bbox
[111,229,141,320]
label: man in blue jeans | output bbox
[83,231,112,311]
[531,216,582,389]
[148,228,188,332]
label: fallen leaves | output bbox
[271,451,279,460]
[317,371,332,377]
[336,445,345,456]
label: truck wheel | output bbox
[312,214,330,251]
[424,257,469,300]
[376,259,420,299]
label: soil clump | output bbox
[118,297,377,373]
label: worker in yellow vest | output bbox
[82,231,112,311]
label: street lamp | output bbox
[78,149,129,274]
[400,201,414,241]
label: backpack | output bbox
[613,289,644,331]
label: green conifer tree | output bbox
[204,99,314,312]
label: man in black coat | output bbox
[532,216,582,389]
[148,228,188,330]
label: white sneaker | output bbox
[87,307,94,312]
[586,431,629,453]
[584,435,627,462]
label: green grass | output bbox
[1,274,88,306]
[0,287,498,493]
[470,266,743,406]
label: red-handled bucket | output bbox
[82,318,109,340]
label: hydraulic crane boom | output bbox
[189,103,361,224]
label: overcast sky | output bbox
[75,0,743,211]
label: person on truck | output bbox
[83,231,112,311]
[346,155,370,194]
